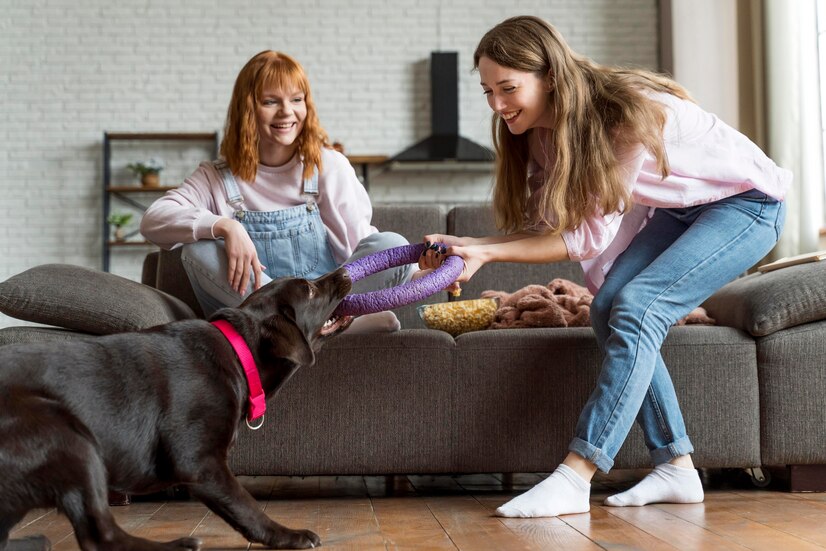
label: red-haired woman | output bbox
[142,51,410,332]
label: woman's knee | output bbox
[608,285,653,327]
[181,240,226,271]
[361,231,409,252]
[590,289,614,328]
[610,283,676,337]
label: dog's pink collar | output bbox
[211,319,266,429]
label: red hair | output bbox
[220,50,329,182]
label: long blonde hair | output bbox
[220,50,329,183]
[474,16,692,234]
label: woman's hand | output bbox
[417,234,472,295]
[422,233,469,248]
[418,233,468,271]
[418,239,487,294]
[443,244,485,283]
[416,229,569,295]
[213,218,265,295]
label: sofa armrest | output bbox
[155,249,205,318]
[703,260,826,336]
[142,251,159,287]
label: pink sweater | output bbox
[529,91,792,292]
[140,149,376,264]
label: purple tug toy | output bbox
[332,243,463,318]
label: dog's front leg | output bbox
[187,460,320,549]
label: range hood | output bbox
[389,52,494,169]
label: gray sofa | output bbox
[2,204,825,490]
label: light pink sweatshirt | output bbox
[140,149,376,264]
[529,91,792,292]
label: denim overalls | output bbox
[181,162,412,318]
[214,160,339,280]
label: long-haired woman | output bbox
[143,50,411,332]
[421,16,789,516]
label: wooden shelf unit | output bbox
[102,131,219,272]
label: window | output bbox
[818,0,826,235]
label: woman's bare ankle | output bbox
[562,452,598,482]
[668,454,695,469]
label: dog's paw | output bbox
[272,528,321,549]
[166,536,202,550]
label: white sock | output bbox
[495,464,591,518]
[343,311,401,334]
[604,463,704,507]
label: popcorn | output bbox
[418,297,499,336]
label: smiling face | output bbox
[255,86,307,167]
[478,56,555,135]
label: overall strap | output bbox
[302,167,319,195]
[302,167,319,211]
[213,160,246,213]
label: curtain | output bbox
[762,0,824,258]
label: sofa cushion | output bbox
[453,326,760,471]
[371,203,446,244]
[703,260,826,336]
[0,264,196,335]
[0,326,94,346]
[756,319,826,465]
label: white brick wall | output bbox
[0,0,658,328]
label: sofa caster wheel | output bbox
[745,467,771,488]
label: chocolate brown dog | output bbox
[0,267,354,551]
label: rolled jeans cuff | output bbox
[568,437,614,473]
[649,435,694,466]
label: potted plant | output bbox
[107,212,133,242]
[126,158,165,187]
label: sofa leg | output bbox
[787,465,826,492]
[108,490,131,506]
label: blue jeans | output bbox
[181,231,414,318]
[569,189,786,472]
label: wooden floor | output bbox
[10,470,826,550]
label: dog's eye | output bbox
[305,282,316,298]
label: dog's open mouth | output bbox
[320,314,354,336]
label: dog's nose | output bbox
[316,268,352,293]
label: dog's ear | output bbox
[263,313,315,366]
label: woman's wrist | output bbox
[477,243,497,264]
[212,217,237,239]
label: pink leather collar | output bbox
[211,319,266,429]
